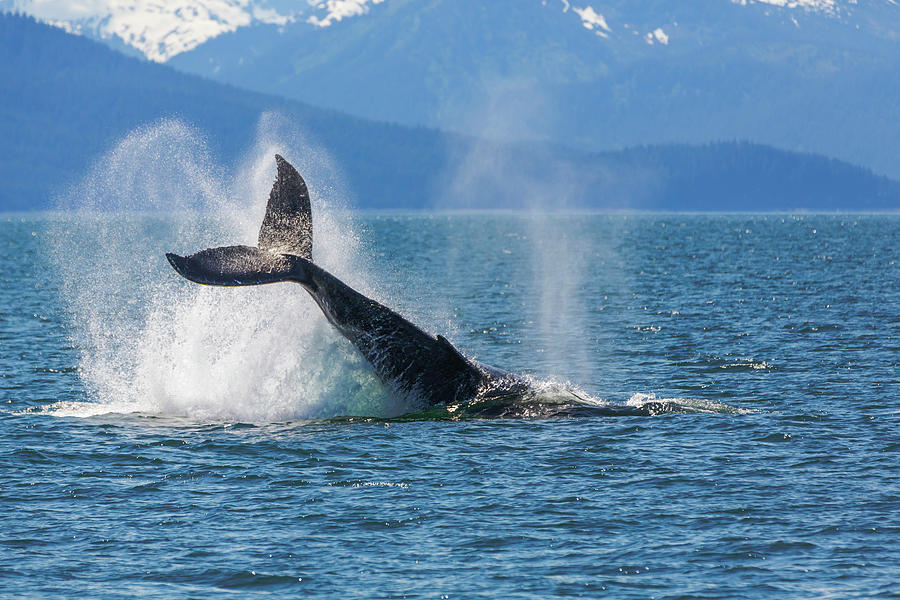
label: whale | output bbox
[163,156,698,418]
[166,155,546,415]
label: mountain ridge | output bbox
[4,0,892,63]
[164,0,900,179]
[1,12,898,212]
[6,1,900,178]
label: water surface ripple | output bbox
[1,214,897,598]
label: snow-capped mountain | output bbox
[6,0,899,179]
[4,11,899,212]
[0,0,394,61]
[3,0,885,62]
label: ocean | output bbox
[1,207,897,598]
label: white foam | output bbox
[22,400,147,419]
[627,392,755,414]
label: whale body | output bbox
[166,155,534,412]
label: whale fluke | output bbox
[258,154,312,259]
[166,245,306,287]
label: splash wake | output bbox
[45,118,748,422]
[47,117,414,421]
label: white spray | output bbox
[48,116,413,421]
[438,79,604,384]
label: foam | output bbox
[626,392,755,415]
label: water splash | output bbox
[43,117,743,423]
[48,117,401,422]
[625,393,755,415]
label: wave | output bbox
[24,389,751,423]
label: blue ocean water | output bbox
[1,212,898,598]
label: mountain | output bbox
[7,0,900,180]
[7,1,891,65]
[0,0,301,62]
[1,12,898,212]
[0,12,455,212]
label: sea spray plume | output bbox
[49,121,390,421]
[166,154,607,417]
[49,120,229,405]
[43,126,739,420]
[436,78,626,385]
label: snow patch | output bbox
[307,0,385,28]
[645,27,669,45]
[731,0,841,16]
[572,5,611,37]
[6,0,298,62]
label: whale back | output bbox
[258,154,312,259]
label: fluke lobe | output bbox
[166,155,535,413]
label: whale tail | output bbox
[166,154,492,407]
[166,155,313,286]
[258,154,312,260]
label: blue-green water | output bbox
[1,213,898,598]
